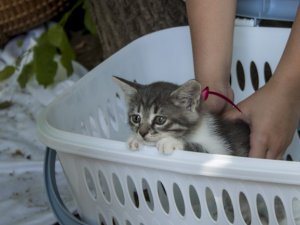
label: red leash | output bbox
[201,86,242,113]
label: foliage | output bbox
[0,0,96,88]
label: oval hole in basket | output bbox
[89,116,100,137]
[127,176,139,208]
[239,192,251,225]
[173,183,185,216]
[286,154,294,161]
[256,194,269,225]
[157,181,170,214]
[115,92,127,123]
[189,185,201,219]
[80,121,89,135]
[98,108,110,138]
[236,60,245,91]
[106,98,119,131]
[98,170,111,202]
[274,196,287,225]
[250,61,259,91]
[142,178,154,211]
[264,62,272,83]
[112,173,125,205]
[84,168,97,200]
[222,190,234,224]
[99,212,107,225]
[205,187,218,221]
[112,217,120,225]
[292,197,300,225]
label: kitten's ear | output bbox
[112,76,139,99]
[171,80,201,112]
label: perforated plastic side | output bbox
[57,151,300,225]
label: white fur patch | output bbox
[127,134,143,151]
[156,137,184,154]
[168,123,187,131]
[187,114,230,155]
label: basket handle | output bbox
[44,147,88,225]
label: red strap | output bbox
[201,86,242,113]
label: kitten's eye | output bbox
[130,114,141,124]
[154,116,167,125]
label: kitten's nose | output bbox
[139,129,148,138]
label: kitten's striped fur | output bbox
[113,76,250,156]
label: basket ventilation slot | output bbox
[98,170,111,202]
[274,196,286,225]
[142,178,154,211]
[112,173,125,205]
[157,181,170,214]
[256,194,269,225]
[222,190,234,223]
[189,185,201,219]
[84,168,97,200]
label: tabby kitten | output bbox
[113,76,250,156]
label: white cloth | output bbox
[0,26,88,225]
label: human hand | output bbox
[225,79,299,159]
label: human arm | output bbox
[226,7,300,159]
[186,0,236,113]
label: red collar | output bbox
[201,86,242,113]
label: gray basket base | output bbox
[44,148,87,225]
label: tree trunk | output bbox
[88,0,188,60]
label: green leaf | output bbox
[0,66,16,81]
[83,0,97,35]
[16,39,24,47]
[15,56,23,67]
[47,24,75,76]
[37,32,49,45]
[47,25,65,48]
[61,53,73,75]
[33,43,58,87]
[0,101,13,110]
[17,62,34,88]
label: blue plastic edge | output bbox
[236,0,299,21]
[44,147,87,225]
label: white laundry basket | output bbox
[38,26,300,225]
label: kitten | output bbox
[113,76,250,156]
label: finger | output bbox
[266,142,287,160]
[223,106,249,124]
[223,107,241,120]
[276,153,284,160]
[266,149,278,160]
[248,133,268,158]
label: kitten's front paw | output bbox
[157,137,184,154]
[127,135,143,151]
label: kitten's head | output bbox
[113,76,203,144]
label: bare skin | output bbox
[186,0,236,113]
[186,0,300,159]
